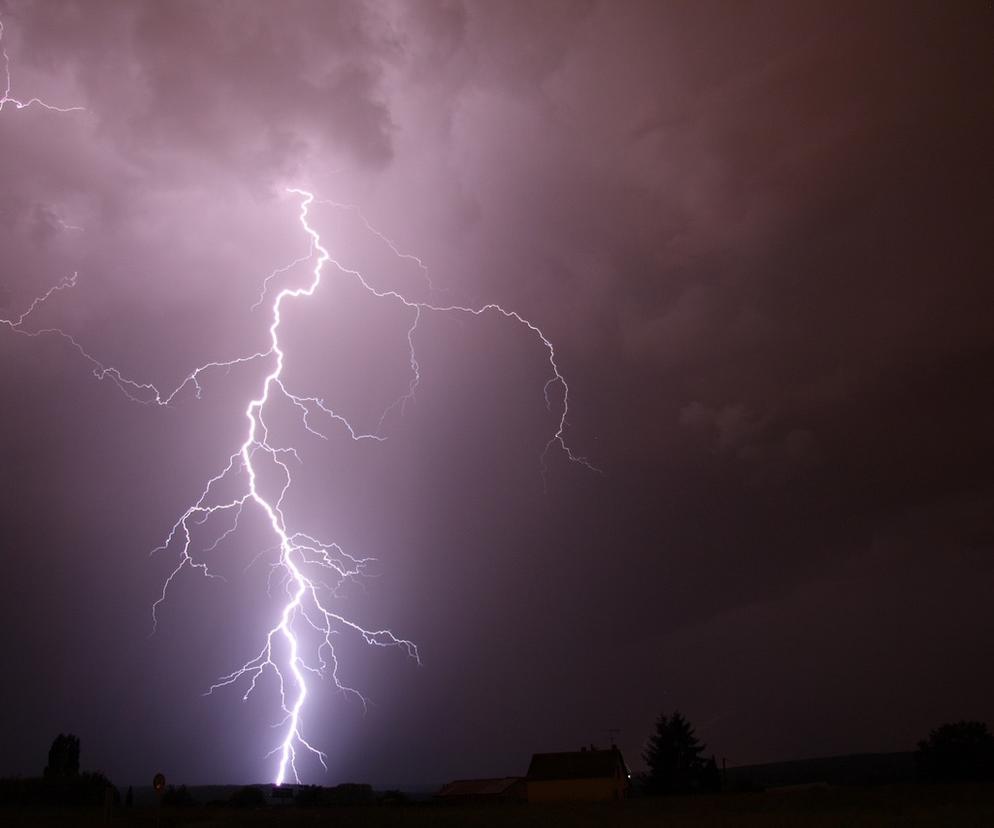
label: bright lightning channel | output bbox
[4,188,596,784]
[2,14,595,787]
[154,189,597,785]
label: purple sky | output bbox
[1,0,992,788]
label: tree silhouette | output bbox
[642,711,709,794]
[916,721,994,782]
[33,734,119,806]
[44,734,80,778]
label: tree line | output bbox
[639,712,994,794]
[0,733,117,808]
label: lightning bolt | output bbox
[0,13,84,337]
[4,187,596,783]
[0,17,84,114]
[150,189,596,785]
[2,15,595,786]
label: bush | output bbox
[0,773,118,807]
[916,721,994,782]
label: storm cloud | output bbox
[1,0,991,787]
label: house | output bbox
[436,777,526,803]
[526,745,630,803]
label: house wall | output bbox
[526,777,624,803]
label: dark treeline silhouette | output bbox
[0,733,117,808]
[641,710,720,795]
[2,718,992,812]
[916,721,994,783]
[637,713,994,793]
[44,733,79,778]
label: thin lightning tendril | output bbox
[0,18,84,113]
[2,16,595,785]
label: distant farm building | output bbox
[268,784,298,805]
[526,746,630,802]
[436,777,526,803]
[267,782,374,806]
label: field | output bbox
[3,784,994,827]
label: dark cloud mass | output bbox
[1,0,992,787]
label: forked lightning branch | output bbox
[1,17,593,785]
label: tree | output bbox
[44,733,80,778]
[37,734,118,806]
[916,721,994,782]
[642,711,709,794]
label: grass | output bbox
[3,783,994,827]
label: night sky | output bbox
[1,0,992,789]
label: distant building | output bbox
[268,784,298,805]
[268,782,374,806]
[526,746,630,803]
[436,777,526,803]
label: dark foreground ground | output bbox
[3,784,994,827]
